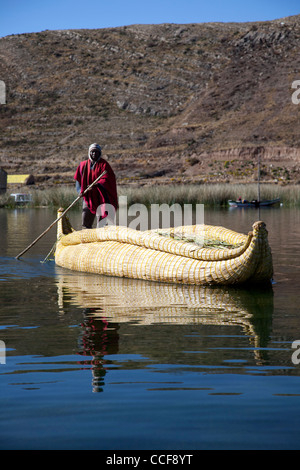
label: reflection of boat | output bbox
[56,271,274,392]
[228,198,280,208]
[56,270,274,351]
[55,210,273,286]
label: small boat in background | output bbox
[228,198,280,208]
[228,147,280,209]
[10,193,32,205]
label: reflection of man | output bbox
[79,314,120,393]
[74,143,118,228]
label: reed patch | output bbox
[0,183,300,209]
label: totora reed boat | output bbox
[55,209,273,286]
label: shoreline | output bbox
[1,182,299,209]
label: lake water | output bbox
[0,205,300,450]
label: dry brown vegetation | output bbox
[0,16,300,190]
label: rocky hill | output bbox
[0,15,300,188]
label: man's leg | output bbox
[82,200,95,228]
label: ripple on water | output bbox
[0,256,56,281]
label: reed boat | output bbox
[55,209,273,286]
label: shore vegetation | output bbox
[0,183,299,209]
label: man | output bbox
[74,143,118,228]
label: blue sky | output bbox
[0,0,299,38]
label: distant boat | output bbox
[10,193,32,205]
[228,198,280,208]
[228,147,280,209]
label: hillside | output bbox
[0,16,300,189]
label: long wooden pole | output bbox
[15,170,107,260]
[257,151,261,203]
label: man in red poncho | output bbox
[74,143,118,228]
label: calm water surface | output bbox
[0,205,300,450]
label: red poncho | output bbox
[74,158,118,217]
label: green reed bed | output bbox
[31,186,78,208]
[1,183,300,209]
[0,186,78,209]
